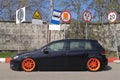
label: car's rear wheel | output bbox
[21,58,36,72]
[87,58,101,71]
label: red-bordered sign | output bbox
[107,11,118,23]
[82,10,92,23]
[60,10,72,23]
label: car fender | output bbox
[87,54,102,61]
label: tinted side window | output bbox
[92,41,104,50]
[70,41,85,50]
[85,42,92,50]
[47,42,65,51]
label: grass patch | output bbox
[106,51,117,58]
[0,52,17,58]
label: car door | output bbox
[39,40,68,70]
[67,40,87,70]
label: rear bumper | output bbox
[101,56,108,69]
[10,59,21,71]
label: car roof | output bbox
[53,39,98,42]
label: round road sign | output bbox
[107,11,118,23]
[60,10,72,23]
[82,10,92,23]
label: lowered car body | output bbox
[10,39,108,72]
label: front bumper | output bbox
[10,59,21,71]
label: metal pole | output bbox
[35,25,37,49]
[18,0,22,54]
[35,24,39,49]
[49,0,54,42]
[38,25,40,49]
[85,23,88,39]
[64,24,66,39]
[18,24,20,54]
[18,12,21,54]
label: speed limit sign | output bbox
[82,10,92,23]
[107,11,118,23]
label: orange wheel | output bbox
[87,58,101,71]
[22,58,36,72]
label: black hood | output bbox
[16,49,41,57]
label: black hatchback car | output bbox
[10,39,108,72]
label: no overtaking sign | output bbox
[82,10,92,23]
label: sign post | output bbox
[82,10,92,39]
[107,11,120,63]
[60,10,72,39]
[16,7,25,54]
[32,10,42,49]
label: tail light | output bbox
[102,50,107,55]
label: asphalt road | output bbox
[0,63,120,80]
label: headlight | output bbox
[13,56,19,59]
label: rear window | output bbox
[70,41,92,50]
[70,40,104,51]
[70,41,85,50]
[91,41,104,51]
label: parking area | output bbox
[0,63,120,80]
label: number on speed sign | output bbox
[107,11,118,23]
[82,10,92,23]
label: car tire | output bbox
[87,57,101,72]
[21,58,36,72]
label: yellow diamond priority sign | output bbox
[32,10,42,19]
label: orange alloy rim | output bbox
[22,58,36,72]
[87,58,101,71]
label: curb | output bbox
[0,57,119,63]
[0,58,11,63]
[108,57,120,63]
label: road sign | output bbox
[32,19,43,25]
[49,24,60,30]
[32,10,43,25]
[51,9,61,25]
[60,10,72,23]
[16,7,25,24]
[107,11,118,23]
[32,10,42,19]
[82,10,92,23]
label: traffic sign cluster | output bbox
[50,9,72,25]
[49,9,72,30]
[16,8,118,25]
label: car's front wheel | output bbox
[21,58,36,72]
[87,58,101,71]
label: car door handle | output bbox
[61,54,66,56]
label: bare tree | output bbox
[0,0,50,21]
[88,0,120,23]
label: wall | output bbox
[0,21,64,50]
[0,21,120,51]
[88,23,120,51]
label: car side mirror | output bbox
[43,47,49,54]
